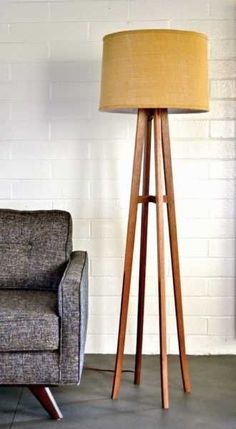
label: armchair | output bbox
[0,209,88,419]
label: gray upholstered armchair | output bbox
[0,209,88,419]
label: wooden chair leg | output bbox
[134,115,152,385]
[29,386,63,420]
[160,109,191,393]
[112,109,148,399]
[154,109,169,409]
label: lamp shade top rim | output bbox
[103,28,208,41]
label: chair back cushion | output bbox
[0,209,72,290]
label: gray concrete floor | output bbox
[0,355,235,429]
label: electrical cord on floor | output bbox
[9,387,23,429]
[84,366,134,373]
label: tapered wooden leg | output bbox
[112,109,148,400]
[154,110,169,409]
[160,109,191,393]
[29,386,63,420]
[134,115,152,385]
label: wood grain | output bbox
[161,109,191,394]
[134,112,152,385]
[154,109,169,408]
[112,109,148,399]
[29,386,63,420]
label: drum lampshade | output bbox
[99,29,209,114]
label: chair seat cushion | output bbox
[0,290,59,352]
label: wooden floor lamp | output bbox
[99,29,209,409]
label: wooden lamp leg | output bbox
[160,109,191,393]
[112,109,148,400]
[154,109,169,409]
[134,114,152,385]
[29,386,63,420]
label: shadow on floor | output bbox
[1,355,236,429]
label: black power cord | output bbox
[85,366,134,374]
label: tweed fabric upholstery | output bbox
[58,251,88,384]
[0,352,59,384]
[0,209,88,386]
[0,210,72,290]
[0,290,59,351]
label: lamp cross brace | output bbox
[137,195,168,204]
[111,108,191,409]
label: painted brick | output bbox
[208,278,235,297]
[12,179,89,200]
[0,142,10,160]
[0,82,49,101]
[91,220,125,238]
[172,19,236,39]
[52,199,123,219]
[0,64,10,81]
[51,82,99,101]
[170,120,209,139]
[89,276,122,296]
[209,0,236,19]
[0,199,53,210]
[169,316,207,335]
[179,239,208,257]
[210,120,235,138]
[50,117,128,140]
[0,120,49,140]
[51,140,89,159]
[48,61,91,82]
[210,39,236,60]
[0,43,48,61]
[10,62,49,82]
[209,239,235,257]
[210,100,236,119]
[0,0,235,356]
[129,0,209,20]
[177,199,235,219]
[208,318,235,336]
[50,1,129,21]
[0,102,10,120]
[10,141,52,159]
[0,3,49,23]
[79,238,125,257]
[209,60,236,79]
[175,179,235,200]
[0,182,11,199]
[50,40,101,61]
[172,140,236,160]
[0,160,51,179]
[181,258,235,277]
[169,297,235,316]
[209,160,236,179]
[211,80,236,99]
[10,102,49,120]
[9,22,88,42]
[170,335,236,355]
[90,139,133,160]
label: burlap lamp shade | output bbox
[99,29,208,113]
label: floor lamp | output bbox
[99,29,209,409]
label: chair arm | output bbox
[58,251,88,384]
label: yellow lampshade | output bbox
[99,29,209,113]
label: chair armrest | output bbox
[58,251,88,384]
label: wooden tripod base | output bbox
[111,108,191,409]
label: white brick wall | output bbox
[0,0,235,355]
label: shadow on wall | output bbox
[48,60,128,353]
